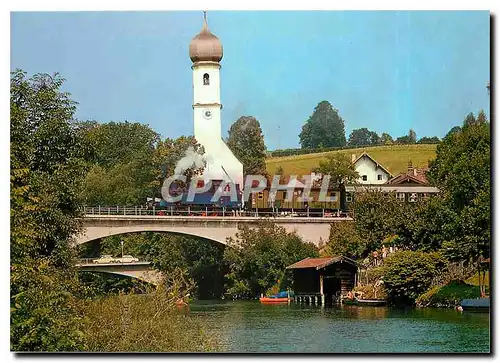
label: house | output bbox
[345,159,439,204]
[286,256,360,305]
[351,152,393,184]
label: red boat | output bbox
[259,291,292,303]
[259,297,290,303]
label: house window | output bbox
[203,73,210,85]
[409,193,418,202]
[362,175,368,181]
[396,192,405,201]
[258,192,264,200]
[377,174,383,181]
[346,194,353,203]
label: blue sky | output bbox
[11,11,490,149]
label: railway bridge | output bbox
[76,210,352,247]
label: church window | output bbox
[203,73,210,85]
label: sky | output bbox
[10,11,490,150]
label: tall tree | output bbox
[369,130,380,145]
[226,116,267,176]
[299,101,346,149]
[408,129,417,144]
[347,128,372,146]
[427,112,490,261]
[78,121,161,205]
[380,132,394,145]
[11,70,89,350]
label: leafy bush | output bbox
[379,251,447,305]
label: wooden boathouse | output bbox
[286,256,360,306]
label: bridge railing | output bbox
[82,206,352,219]
[77,257,148,266]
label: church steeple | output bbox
[189,11,223,63]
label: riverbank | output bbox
[416,272,490,308]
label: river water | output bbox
[189,300,490,353]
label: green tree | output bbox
[11,70,90,351]
[427,112,490,262]
[78,121,161,205]
[223,221,318,298]
[351,189,421,253]
[380,132,394,145]
[153,135,205,193]
[408,129,417,144]
[226,116,267,177]
[323,222,365,259]
[445,126,461,138]
[417,136,440,144]
[369,130,380,145]
[395,135,410,144]
[380,251,447,305]
[315,153,359,188]
[299,101,346,149]
[96,232,227,299]
[347,128,380,147]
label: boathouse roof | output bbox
[286,256,359,270]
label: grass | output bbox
[466,271,490,287]
[416,280,482,308]
[266,144,438,177]
[416,271,489,308]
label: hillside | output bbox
[266,144,438,177]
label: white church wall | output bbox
[192,64,221,105]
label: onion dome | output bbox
[189,13,223,63]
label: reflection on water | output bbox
[190,300,490,353]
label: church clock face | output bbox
[203,109,212,120]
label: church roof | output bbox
[189,13,223,63]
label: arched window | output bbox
[203,73,210,85]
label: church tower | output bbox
[189,12,243,187]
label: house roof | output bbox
[387,173,427,185]
[345,184,440,193]
[286,256,360,270]
[387,167,429,185]
[352,152,393,177]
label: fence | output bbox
[82,206,352,219]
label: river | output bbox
[189,300,490,353]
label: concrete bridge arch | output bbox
[75,215,347,247]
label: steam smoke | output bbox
[174,146,206,175]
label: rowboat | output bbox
[259,291,292,303]
[343,298,387,306]
[460,298,489,312]
[259,297,291,303]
